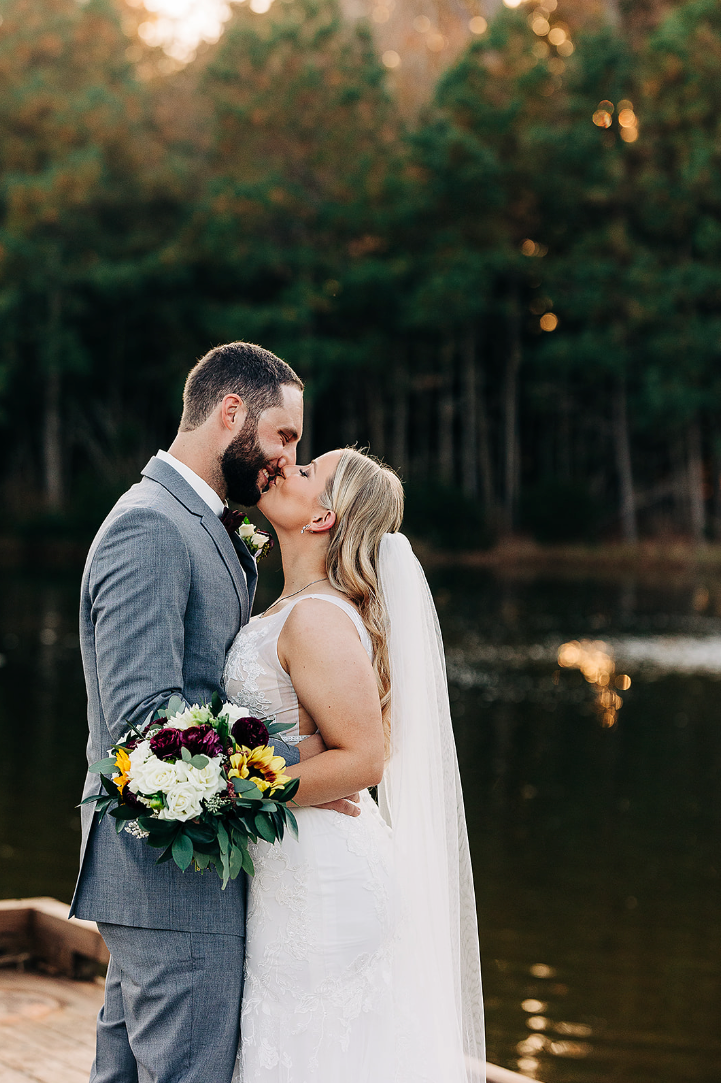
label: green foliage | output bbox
[1,0,720,543]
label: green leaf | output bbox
[89,757,119,774]
[194,851,211,871]
[266,721,295,736]
[240,846,255,877]
[109,804,139,821]
[180,746,192,762]
[188,754,209,770]
[156,840,176,864]
[217,821,229,854]
[232,777,261,795]
[100,775,120,796]
[167,694,185,718]
[254,813,277,844]
[276,778,300,803]
[185,822,215,845]
[211,691,223,717]
[286,808,299,840]
[172,831,194,872]
[228,845,243,880]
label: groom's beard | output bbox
[220,417,272,507]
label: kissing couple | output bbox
[71,341,486,1083]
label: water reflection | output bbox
[1,566,720,1082]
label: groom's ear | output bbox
[219,394,247,434]
[309,510,336,533]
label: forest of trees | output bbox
[2,0,721,547]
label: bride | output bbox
[223,447,485,1083]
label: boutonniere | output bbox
[221,510,274,561]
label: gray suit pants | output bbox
[93,923,245,1083]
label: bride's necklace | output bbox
[260,577,329,618]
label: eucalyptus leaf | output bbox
[254,813,276,845]
[217,822,229,854]
[172,831,194,872]
[228,846,243,880]
[180,746,192,762]
[167,694,185,718]
[89,757,118,774]
[240,846,255,877]
[189,754,209,770]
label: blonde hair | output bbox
[319,448,404,750]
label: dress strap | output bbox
[286,594,373,658]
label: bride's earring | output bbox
[301,524,310,534]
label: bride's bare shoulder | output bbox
[278,596,366,661]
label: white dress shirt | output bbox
[157,449,225,517]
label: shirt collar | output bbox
[156,450,225,518]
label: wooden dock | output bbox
[0,898,538,1083]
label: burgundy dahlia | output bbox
[231,716,269,749]
[182,724,224,758]
[148,726,184,760]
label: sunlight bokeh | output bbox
[130,0,240,60]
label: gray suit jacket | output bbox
[70,456,298,934]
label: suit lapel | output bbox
[141,456,250,624]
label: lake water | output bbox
[1,559,719,1083]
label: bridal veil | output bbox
[377,532,486,1082]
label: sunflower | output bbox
[228,745,291,794]
[113,747,132,795]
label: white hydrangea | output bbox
[167,704,214,731]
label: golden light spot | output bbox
[548,57,565,74]
[527,1016,549,1031]
[558,639,627,726]
[517,1058,539,1075]
[382,49,401,68]
[413,14,430,31]
[618,98,633,110]
[532,40,550,58]
[503,0,524,7]
[521,239,536,256]
[618,108,637,127]
[531,15,550,35]
[531,963,556,978]
[426,31,447,50]
[372,5,390,22]
[593,110,612,128]
[548,1040,591,1058]
[557,38,574,55]
[620,127,638,143]
[555,1021,593,1037]
[599,99,614,113]
[615,674,631,690]
[548,26,566,45]
[522,999,547,1013]
[540,313,558,331]
[469,15,487,34]
[518,1035,546,1053]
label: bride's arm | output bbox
[277,599,385,807]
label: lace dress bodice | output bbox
[223,594,372,741]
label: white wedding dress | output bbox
[223,534,486,1083]
[223,595,396,1083]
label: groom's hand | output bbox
[298,733,361,817]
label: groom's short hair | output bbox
[180,342,303,431]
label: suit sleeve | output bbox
[88,506,192,742]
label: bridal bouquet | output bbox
[83,694,299,887]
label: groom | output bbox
[70,342,354,1083]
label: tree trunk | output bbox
[438,340,455,486]
[391,346,409,479]
[502,290,522,533]
[613,375,638,543]
[460,329,478,499]
[367,378,385,458]
[687,418,706,545]
[43,290,63,512]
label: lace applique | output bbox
[223,623,274,718]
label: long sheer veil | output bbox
[377,532,486,1082]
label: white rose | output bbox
[222,702,251,725]
[237,523,255,539]
[250,532,268,549]
[158,783,204,822]
[130,755,177,796]
[186,757,225,795]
